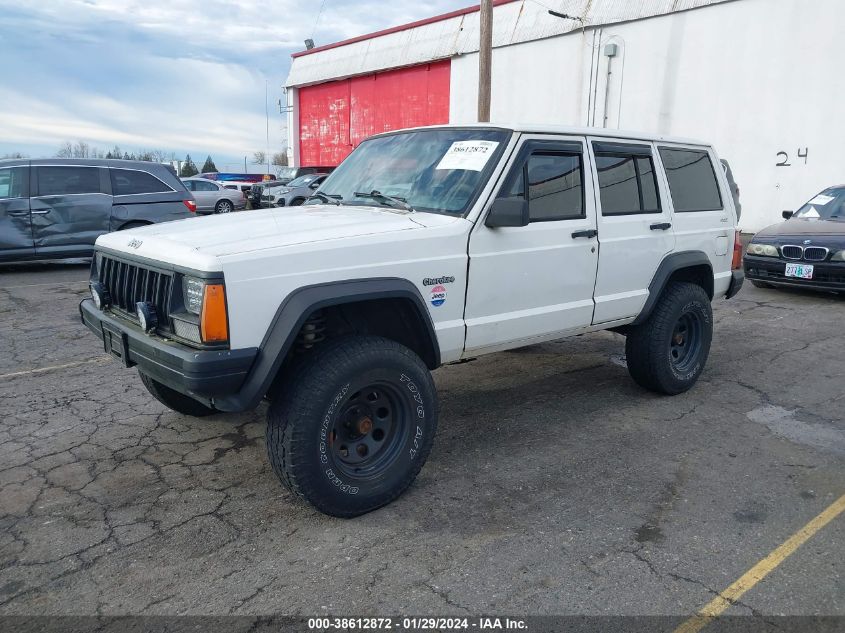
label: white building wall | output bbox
[450,0,845,232]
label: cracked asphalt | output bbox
[0,259,843,618]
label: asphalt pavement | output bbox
[0,260,843,622]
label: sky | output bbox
[0,0,471,171]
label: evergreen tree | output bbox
[180,155,198,177]
[123,152,131,160]
[200,155,218,173]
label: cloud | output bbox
[0,0,470,164]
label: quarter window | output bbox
[37,166,102,196]
[0,167,28,199]
[111,169,172,196]
[658,148,723,212]
[500,151,584,222]
[595,152,661,215]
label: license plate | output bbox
[785,263,814,279]
[102,323,134,367]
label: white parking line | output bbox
[0,358,107,380]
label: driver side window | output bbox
[499,150,585,222]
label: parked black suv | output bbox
[0,159,196,262]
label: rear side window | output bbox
[594,148,661,216]
[111,169,173,196]
[500,150,584,222]
[0,167,29,199]
[658,148,723,212]
[194,180,218,192]
[37,166,102,196]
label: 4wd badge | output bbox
[127,238,143,249]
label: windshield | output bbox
[275,167,297,181]
[794,187,845,221]
[307,128,511,215]
[288,174,320,188]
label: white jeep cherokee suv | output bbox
[81,124,744,517]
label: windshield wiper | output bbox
[307,192,342,205]
[353,190,416,213]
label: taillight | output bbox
[184,199,197,213]
[732,231,743,270]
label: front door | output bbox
[31,165,111,258]
[588,139,676,324]
[0,165,33,261]
[464,135,600,354]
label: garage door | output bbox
[298,60,451,167]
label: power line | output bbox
[311,0,327,40]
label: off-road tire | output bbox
[625,282,713,395]
[266,335,438,518]
[139,372,217,417]
[215,199,233,214]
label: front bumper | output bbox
[725,270,744,299]
[80,298,257,405]
[744,256,845,291]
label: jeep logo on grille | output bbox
[127,238,143,249]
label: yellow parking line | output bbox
[674,492,845,633]
[0,357,107,380]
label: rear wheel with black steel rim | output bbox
[265,335,438,517]
[625,282,713,395]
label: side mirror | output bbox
[309,182,320,189]
[485,198,529,228]
[782,210,794,220]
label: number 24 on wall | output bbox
[776,148,809,167]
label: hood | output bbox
[756,218,845,239]
[95,205,455,269]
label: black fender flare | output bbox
[213,278,440,412]
[632,251,713,326]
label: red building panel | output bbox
[299,60,451,167]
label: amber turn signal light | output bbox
[200,283,228,343]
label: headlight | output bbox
[180,277,229,344]
[747,243,779,257]
[184,277,205,314]
[90,281,110,310]
[832,250,845,262]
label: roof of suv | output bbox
[374,123,709,147]
[0,158,178,170]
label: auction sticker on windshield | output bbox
[436,141,499,171]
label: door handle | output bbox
[7,210,29,217]
[650,222,672,231]
[31,209,51,214]
[571,229,598,239]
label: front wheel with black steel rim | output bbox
[265,335,438,518]
[625,281,713,395]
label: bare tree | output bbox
[272,151,288,168]
[2,152,26,159]
[57,142,73,158]
[151,149,168,164]
[252,151,266,165]
[72,141,89,158]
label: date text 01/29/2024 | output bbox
[307,617,528,630]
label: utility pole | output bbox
[478,0,493,122]
[265,80,271,178]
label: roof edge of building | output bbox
[291,0,520,59]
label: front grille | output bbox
[803,247,829,261]
[781,245,802,260]
[98,255,173,328]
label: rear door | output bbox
[588,139,676,324]
[657,145,734,295]
[464,135,599,353]
[31,165,111,258]
[191,179,218,210]
[0,165,34,261]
